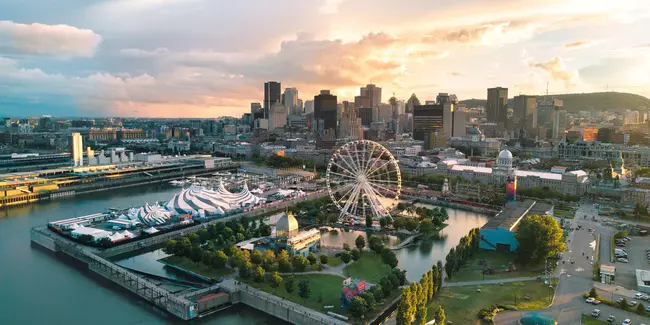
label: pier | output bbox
[29,189,342,324]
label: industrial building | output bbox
[479,199,554,252]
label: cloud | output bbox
[564,40,594,50]
[0,20,102,57]
[579,50,650,91]
[531,57,579,87]
[318,0,346,14]
[119,48,169,58]
[449,72,464,77]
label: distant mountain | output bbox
[459,92,650,112]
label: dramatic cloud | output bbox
[0,21,102,57]
[565,40,594,50]
[119,48,169,58]
[531,57,579,87]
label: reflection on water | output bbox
[317,203,489,282]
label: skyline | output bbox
[1,0,650,118]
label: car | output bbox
[617,297,625,303]
[630,300,638,307]
[636,293,644,299]
[619,258,629,263]
[623,319,632,325]
[608,315,616,323]
[645,305,650,312]
[643,295,650,301]
[625,236,632,241]
[591,309,601,317]
[593,299,601,305]
[586,297,596,303]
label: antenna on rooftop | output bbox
[546,82,549,96]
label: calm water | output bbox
[0,184,285,325]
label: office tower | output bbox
[357,107,373,127]
[396,100,405,116]
[72,132,84,167]
[439,93,463,138]
[264,81,281,118]
[436,93,457,106]
[304,100,314,114]
[398,114,412,133]
[413,104,444,141]
[360,84,382,108]
[297,99,304,114]
[406,93,421,114]
[342,101,355,115]
[314,90,337,135]
[269,103,287,131]
[339,107,363,140]
[536,98,563,127]
[251,102,263,127]
[283,87,299,115]
[551,107,567,139]
[376,103,392,122]
[513,95,537,132]
[487,87,508,129]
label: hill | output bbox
[459,92,650,112]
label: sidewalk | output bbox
[443,276,539,287]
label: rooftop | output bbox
[482,200,553,231]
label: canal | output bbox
[0,184,488,324]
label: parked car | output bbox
[591,309,601,317]
[616,297,625,303]
[607,315,616,323]
[635,293,644,299]
[630,300,638,307]
[593,299,601,305]
[586,297,596,303]
[619,258,629,263]
[625,236,632,241]
[623,319,632,325]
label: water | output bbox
[319,202,489,282]
[0,184,285,325]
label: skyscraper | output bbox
[251,102,263,128]
[283,87,299,115]
[513,95,537,132]
[360,84,382,108]
[264,81,281,118]
[314,90,338,135]
[304,100,314,114]
[269,103,287,131]
[357,107,373,127]
[72,132,83,167]
[537,98,563,127]
[413,104,444,141]
[551,107,567,139]
[339,107,363,140]
[487,87,508,130]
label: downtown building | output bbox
[314,90,338,136]
[412,103,444,149]
[264,81,282,119]
[487,87,509,131]
[557,140,650,168]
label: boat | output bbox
[169,180,186,186]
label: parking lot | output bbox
[613,235,650,289]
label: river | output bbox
[0,185,488,324]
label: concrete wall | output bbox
[30,228,59,252]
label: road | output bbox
[495,202,650,325]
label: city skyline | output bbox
[1,0,649,118]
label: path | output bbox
[442,276,539,287]
[390,233,422,250]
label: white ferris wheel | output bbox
[326,140,402,222]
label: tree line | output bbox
[396,261,446,325]
[443,228,481,280]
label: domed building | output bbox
[236,211,321,257]
[497,149,513,171]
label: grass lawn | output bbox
[343,251,392,282]
[327,256,344,267]
[427,280,553,325]
[448,250,544,282]
[581,315,609,324]
[555,209,573,218]
[242,273,401,323]
[159,255,234,280]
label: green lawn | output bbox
[159,255,234,280]
[343,251,392,282]
[327,256,344,267]
[448,250,544,282]
[242,273,401,323]
[581,315,609,324]
[555,209,573,218]
[427,280,553,325]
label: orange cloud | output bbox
[564,40,594,50]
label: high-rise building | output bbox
[251,102,263,127]
[406,93,421,114]
[375,103,392,122]
[413,104,444,141]
[269,103,287,131]
[72,132,84,167]
[439,93,463,138]
[304,100,314,114]
[339,107,363,140]
[537,98,563,127]
[396,100,405,116]
[357,107,373,127]
[283,88,299,115]
[551,107,567,139]
[513,95,537,132]
[314,90,337,135]
[264,81,281,118]
[487,87,508,129]
[360,84,382,108]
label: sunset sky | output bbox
[1,0,650,118]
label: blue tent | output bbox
[519,312,556,325]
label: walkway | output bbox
[442,276,539,287]
[390,233,422,250]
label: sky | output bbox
[1,0,650,118]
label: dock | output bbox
[30,189,345,324]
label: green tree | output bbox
[436,261,444,291]
[251,250,263,265]
[515,215,566,265]
[637,302,646,314]
[319,254,329,265]
[307,253,318,265]
[433,305,446,325]
[284,275,295,297]
[269,271,283,292]
[262,250,276,269]
[379,217,388,228]
[366,215,373,228]
[343,243,351,251]
[381,248,399,268]
[419,219,436,234]
[239,261,253,279]
[396,287,413,325]
[361,292,376,311]
[212,250,229,269]
[291,255,310,272]
[190,246,203,264]
[620,297,628,310]
[368,236,384,253]
[405,219,418,232]
[351,248,361,261]
[298,280,311,301]
[341,251,352,264]
[445,248,456,279]
[589,287,598,298]
[164,240,177,255]
[349,296,369,317]
[355,235,366,250]
[254,265,265,282]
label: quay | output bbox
[30,189,344,324]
